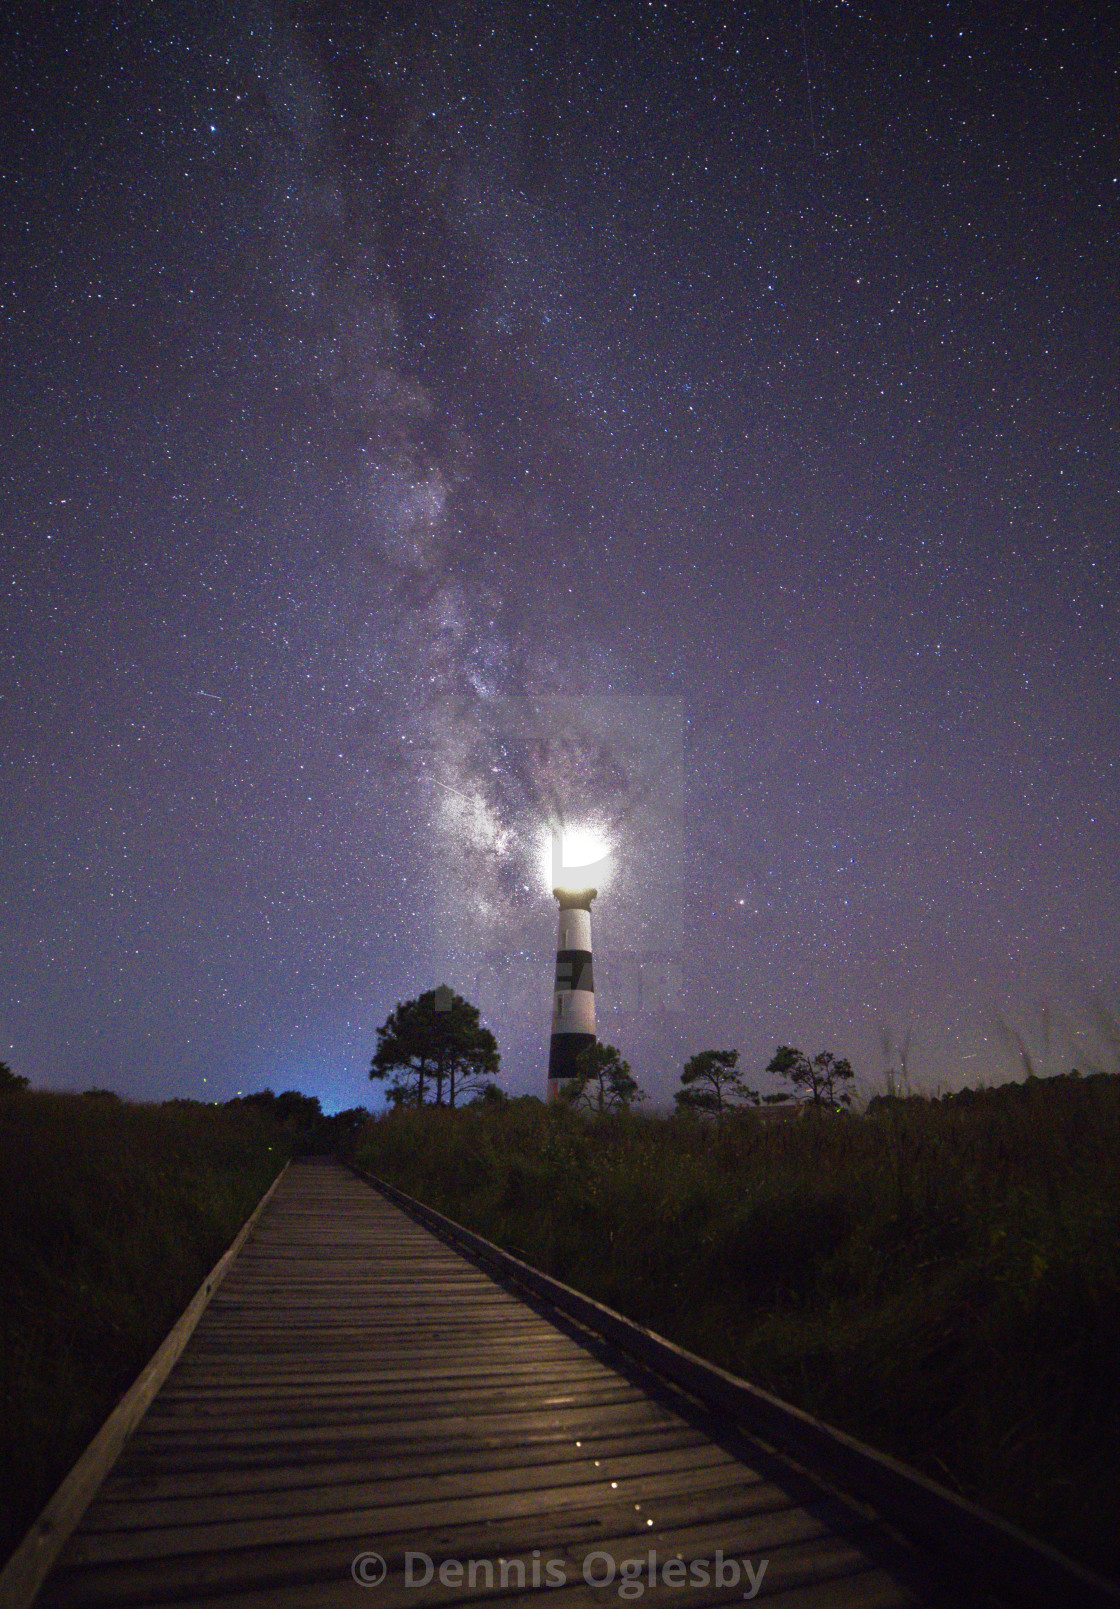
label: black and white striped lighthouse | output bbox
[547,886,597,1102]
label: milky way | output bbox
[2,2,1116,1107]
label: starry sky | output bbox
[2,1,1116,1111]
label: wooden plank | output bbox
[97,1423,708,1501]
[83,1443,741,1531]
[142,1374,645,1412]
[112,1419,698,1480]
[163,1355,644,1381]
[64,1460,784,1564]
[182,1316,558,1337]
[111,1398,686,1455]
[153,1366,620,1399]
[182,1321,572,1341]
[136,1385,649,1435]
[150,1374,640,1406]
[156,1357,609,1390]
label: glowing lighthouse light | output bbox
[546,826,610,1101]
[540,826,612,893]
[557,827,608,875]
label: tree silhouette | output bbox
[563,1042,645,1116]
[370,987,500,1108]
[766,1045,854,1109]
[473,1080,508,1108]
[675,1048,757,1122]
[229,1088,322,1131]
[0,1061,29,1095]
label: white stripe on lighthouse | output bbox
[557,908,592,951]
[552,987,595,1034]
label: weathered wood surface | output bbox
[35,1159,963,1609]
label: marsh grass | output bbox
[354,1076,1120,1578]
[0,1092,287,1567]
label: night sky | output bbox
[3,2,1116,1111]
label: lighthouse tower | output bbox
[547,886,597,1102]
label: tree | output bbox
[766,1045,855,1110]
[675,1049,758,1121]
[385,1076,422,1109]
[228,1088,322,1130]
[472,1081,508,1108]
[0,1062,29,1095]
[370,987,500,1108]
[563,1042,645,1116]
[318,1106,370,1147]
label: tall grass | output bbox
[353,1076,1120,1579]
[0,1092,288,1567]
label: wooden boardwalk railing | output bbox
[12,1158,1116,1609]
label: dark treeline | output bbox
[225,1088,368,1152]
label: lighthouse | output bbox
[548,885,597,1102]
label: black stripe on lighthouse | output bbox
[554,950,595,991]
[548,1028,595,1086]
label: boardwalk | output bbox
[37,1160,961,1609]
